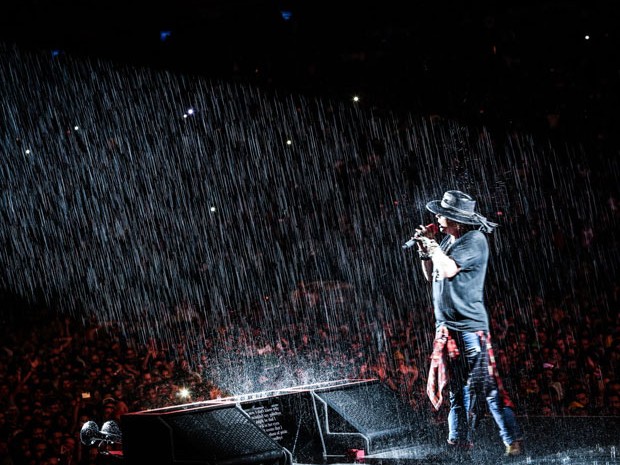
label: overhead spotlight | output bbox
[280,10,293,21]
[353,96,360,103]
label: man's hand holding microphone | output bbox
[402,223,439,260]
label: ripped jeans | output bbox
[447,331,521,446]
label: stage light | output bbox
[80,421,100,446]
[280,10,293,21]
[80,420,122,459]
[80,420,122,446]
[286,139,292,145]
[178,387,190,399]
[585,35,590,40]
[210,206,216,212]
[353,96,360,102]
[101,421,122,440]
[160,31,172,42]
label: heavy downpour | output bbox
[0,34,619,464]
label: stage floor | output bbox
[361,443,620,465]
[332,415,620,465]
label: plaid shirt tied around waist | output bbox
[426,326,515,411]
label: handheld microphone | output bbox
[402,223,438,249]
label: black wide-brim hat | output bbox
[426,190,498,232]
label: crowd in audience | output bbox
[1,253,619,465]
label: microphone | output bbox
[402,223,438,249]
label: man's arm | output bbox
[414,225,437,282]
[417,237,460,280]
[430,247,460,279]
[420,257,433,282]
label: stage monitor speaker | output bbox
[122,404,290,465]
[312,380,421,455]
[241,390,322,464]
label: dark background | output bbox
[1,0,619,151]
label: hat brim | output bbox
[426,200,481,225]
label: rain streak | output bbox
[0,43,618,399]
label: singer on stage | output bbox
[412,190,523,458]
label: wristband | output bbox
[419,237,440,259]
[418,250,432,261]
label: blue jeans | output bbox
[447,331,521,446]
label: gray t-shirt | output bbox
[432,230,489,332]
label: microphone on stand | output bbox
[402,223,438,248]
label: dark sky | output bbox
[1,1,619,147]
